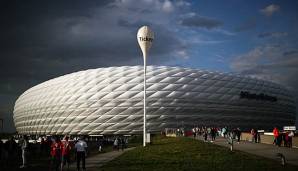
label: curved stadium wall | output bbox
[13,66,296,135]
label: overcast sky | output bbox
[1,0,298,132]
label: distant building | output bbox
[13,66,296,135]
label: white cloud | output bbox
[180,12,196,18]
[260,4,280,17]
[116,0,180,14]
[231,45,284,71]
[230,44,298,91]
[176,50,189,59]
[191,38,225,45]
[215,54,225,63]
[176,0,191,7]
[213,28,236,36]
[162,0,174,13]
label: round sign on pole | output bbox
[137,26,154,60]
[137,26,154,147]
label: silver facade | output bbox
[13,66,296,135]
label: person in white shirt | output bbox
[75,137,88,171]
[288,131,294,148]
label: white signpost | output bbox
[137,26,154,147]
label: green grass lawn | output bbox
[101,135,298,171]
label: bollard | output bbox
[229,136,233,151]
[227,136,233,151]
[276,153,286,166]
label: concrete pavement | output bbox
[68,147,135,171]
[195,136,298,166]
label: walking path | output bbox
[69,147,135,171]
[59,137,298,170]
[195,136,298,166]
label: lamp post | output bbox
[137,26,154,147]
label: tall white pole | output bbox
[143,53,147,147]
[137,26,154,147]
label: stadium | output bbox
[13,66,296,135]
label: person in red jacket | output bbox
[61,136,72,171]
[50,137,62,171]
[273,127,279,145]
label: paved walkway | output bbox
[195,136,298,166]
[59,137,298,170]
[68,147,135,171]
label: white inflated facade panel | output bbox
[13,66,296,135]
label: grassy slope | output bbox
[101,136,298,171]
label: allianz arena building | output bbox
[13,66,296,135]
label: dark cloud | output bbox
[258,32,288,38]
[180,15,223,29]
[234,17,257,32]
[0,0,186,86]
[0,93,18,132]
[0,0,192,132]
[283,50,298,56]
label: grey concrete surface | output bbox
[68,147,135,171]
[195,136,298,166]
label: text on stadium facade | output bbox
[240,91,277,102]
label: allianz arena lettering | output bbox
[13,66,296,135]
[239,91,278,102]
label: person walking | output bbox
[273,127,279,145]
[40,137,47,156]
[211,127,216,142]
[75,137,88,171]
[50,137,62,171]
[250,128,256,142]
[254,130,258,143]
[288,131,294,148]
[113,138,119,151]
[61,136,71,171]
[192,127,196,138]
[257,131,261,143]
[222,127,227,138]
[284,132,289,147]
[20,135,29,168]
[203,129,208,142]
[236,128,241,143]
[4,136,17,166]
[0,137,3,161]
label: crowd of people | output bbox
[0,136,19,166]
[190,126,242,143]
[0,127,296,170]
[250,128,261,143]
[0,135,129,171]
[189,126,296,147]
[49,136,75,171]
[113,137,128,151]
[0,135,87,171]
[272,127,295,148]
